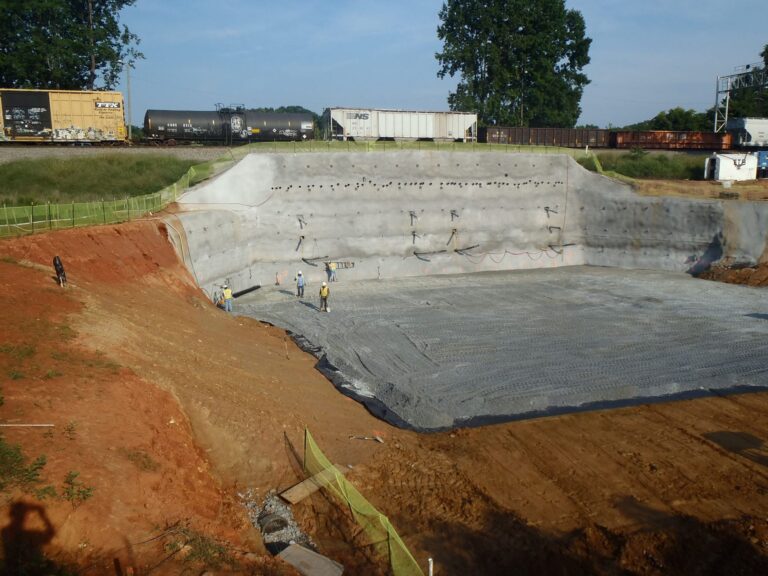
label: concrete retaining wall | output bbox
[167,151,768,297]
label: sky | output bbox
[117,0,767,129]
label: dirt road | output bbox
[1,219,767,574]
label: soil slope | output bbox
[1,218,767,575]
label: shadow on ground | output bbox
[415,497,768,575]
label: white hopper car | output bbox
[324,107,477,142]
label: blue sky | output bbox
[118,1,766,128]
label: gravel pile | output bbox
[240,488,315,555]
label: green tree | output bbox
[0,0,142,90]
[436,0,591,127]
[726,43,768,119]
[622,107,710,131]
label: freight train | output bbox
[143,106,315,144]
[478,126,735,151]
[3,87,765,151]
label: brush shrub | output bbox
[578,150,707,180]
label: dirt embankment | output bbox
[1,219,768,575]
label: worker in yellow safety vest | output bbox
[319,281,330,312]
[223,284,233,312]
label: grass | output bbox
[578,149,709,180]
[0,154,197,205]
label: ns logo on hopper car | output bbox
[346,113,370,120]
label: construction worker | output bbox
[319,281,330,312]
[296,271,305,298]
[223,284,233,312]
[329,261,337,282]
[53,255,67,287]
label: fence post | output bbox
[102,199,106,224]
[3,203,8,236]
[47,202,51,230]
[31,202,34,234]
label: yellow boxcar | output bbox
[0,89,126,143]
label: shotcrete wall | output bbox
[169,151,768,297]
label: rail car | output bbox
[726,118,768,148]
[479,126,609,148]
[143,108,314,144]
[0,88,126,143]
[478,125,733,151]
[324,107,477,142]
[609,130,731,150]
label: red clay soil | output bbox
[1,219,768,575]
[700,262,768,287]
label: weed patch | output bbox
[164,523,235,569]
[8,370,25,380]
[63,421,77,440]
[61,471,94,508]
[0,435,53,497]
[0,343,36,361]
[119,448,160,472]
[43,369,63,380]
[54,324,76,341]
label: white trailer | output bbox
[726,117,768,147]
[324,108,477,142]
[704,153,758,181]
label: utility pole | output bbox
[126,63,132,141]
[88,0,95,90]
[119,60,132,141]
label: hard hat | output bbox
[322,281,327,286]
[298,271,302,275]
[223,284,228,288]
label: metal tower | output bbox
[714,62,768,132]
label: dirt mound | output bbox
[1,219,768,574]
[700,262,768,287]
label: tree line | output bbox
[0,1,765,132]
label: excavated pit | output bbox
[238,267,768,430]
[167,151,768,430]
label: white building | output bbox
[704,153,758,181]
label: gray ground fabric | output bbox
[240,266,768,431]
